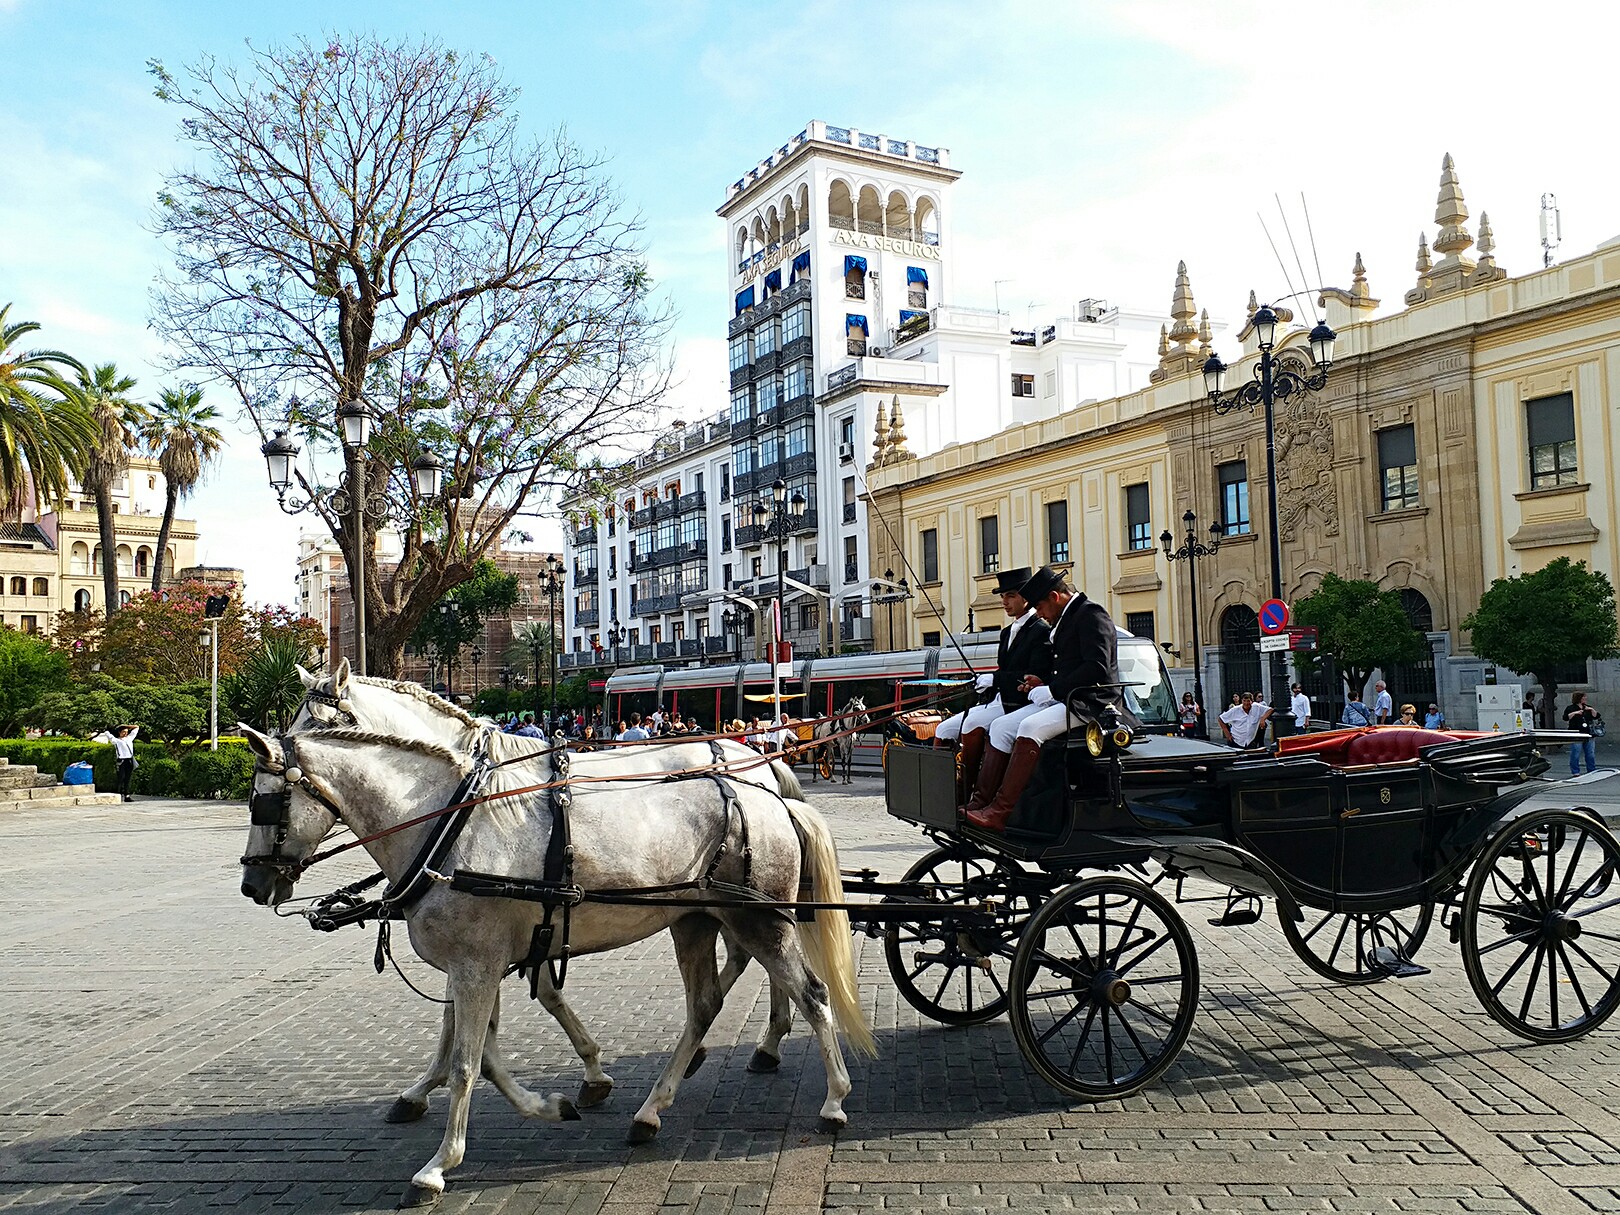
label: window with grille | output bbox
[728,334,748,372]
[921,528,939,583]
[1377,425,1419,510]
[1124,611,1155,640]
[979,514,1000,573]
[1217,461,1250,533]
[1046,500,1070,563]
[754,321,777,357]
[1526,393,1578,489]
[1125,483,1151,551]
[782,304,808,344]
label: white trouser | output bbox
[989,701,1047,752]
[1013,702,1075,746]
[936,695,1003,743]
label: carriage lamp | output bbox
[1083,720,1105,759]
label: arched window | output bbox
[827,180,854,230]
[781,194,798,237]
[115,545,134,577]
[119,590,131,607]
[915,196,939,246]
[135,547,151,578]
[163,548,176,581]
[70,541,90,575]
[856,186,882,235]
[32,577,48,596]
[91,545,103,575]
[885,190,912,239]
[8,576,24,596]
[734,225,749,270]
[1386,589,1437,710]
[766,206,781,247]
[1219,605,1261,706]
[74,589,92,612]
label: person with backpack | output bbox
[1564,692,1604,776]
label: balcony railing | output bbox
[842,503,857,524]
[840,617,873,642]
[632,644,654,662]
[704,636,732,655]
[675,489,706,514]
[828,214,854,231]
[752,347,781,375]
[655,641,677,659]
[573,566,598,586]
[780,392,814,424]
[735,523,764,548]
[845,281,866,300]
[784,451,816,478]
[857,220,883,235]
[571,524,598,546]
[781,335,813,364]
[678,639,701,658]
[730,364,750,390]
[575,608,600,627]
[827,364,858,392]
[788,564,831,589]
[632,539,707,572]
[847,339,867,357]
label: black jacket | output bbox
[1047,593,1122,718]
[988,614,1054,710]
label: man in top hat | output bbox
[963,565,1125,831]
[934,567,1052,794]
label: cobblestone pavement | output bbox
[4,776,1620,1214]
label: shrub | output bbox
[178,746,256,799]
[0,738,253,799]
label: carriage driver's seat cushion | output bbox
[1343,728,1456,767]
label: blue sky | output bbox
[3,0,1616,605]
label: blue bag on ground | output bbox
[63,762,95,786]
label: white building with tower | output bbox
[559,120,1176,668]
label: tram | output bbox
[601,631,1180,769]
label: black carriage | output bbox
[882,718,1620,1101]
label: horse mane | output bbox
[349,674,482,728]
[296,727,465,767]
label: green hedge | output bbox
[0,739,255,800]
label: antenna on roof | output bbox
[1540,193,1561,268]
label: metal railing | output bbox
[827,364,858,392]
[575,609,600,627]
[828,214,854,231]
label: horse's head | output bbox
[847,697,870,728]
[292,657,357,730]
[238,723,344,907]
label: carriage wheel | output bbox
[1461,809,1620,1043]
[881,738,899,771]
[1279,902,1434,985]
[1009,876,1199,1100]
[884,847,1037,1026]
[818,750,834,781]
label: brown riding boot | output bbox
[957,728,988,798]
[964,738,1043,831]
[960,743,1009,815]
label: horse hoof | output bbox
[683,1046,707,1078]
[746,1049,780,1074]
[627,1120,659,1145]
[384,1097,429,1124]
[577,1080,614,1107]
[559,1098,582,1122]
[816,1116,846,1135]
[397,1182,442,1209]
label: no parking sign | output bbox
[1258,598,1290,635]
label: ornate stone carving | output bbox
[1274,391,1339,539]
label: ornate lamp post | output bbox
[1201,308,1336,729]
[607,616,624,665]
[260,404,444,676]
[470,645,483,697]
[878,567,912,652]
[527,628,544,720]
[751,478,807,715]
[437,601,457,699]
[538,554,565,723]
[1160,510,1224,737]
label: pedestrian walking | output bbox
[110,724,140,802]
[1397,703,1419,726]
[1564,692,1603,776]
[1289,683,1311,733]
[1343,694,1373,727]
[1372,681,1393,724]
[1219,692,1272,750]
[617,713,650,742]
[1177,691,1202,738]
[1424,703,1445,730]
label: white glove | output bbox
[974,673,994,691]
[1029,684,1055,706]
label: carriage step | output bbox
[1368,946,1430,979]
[1208,906,1263,927]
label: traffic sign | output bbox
[1259,634,1291,653]
[1258,599,1290,634]
[1287,626,1318,652]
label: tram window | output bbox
[831,678,897,718]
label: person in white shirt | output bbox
[110,724,140,802]
[617,713,650,742]
[1220,693,1272,749]
[1289,683,1311,733]
[1372,681,1393,725]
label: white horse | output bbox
[289,662,806,1085]
[239,722,874,1207]
[812,697,870,785]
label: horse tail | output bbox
[769,758,804,800]
[783,799,877,1057]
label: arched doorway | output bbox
[1386,589,1437,713]
[1219,605,1261,707]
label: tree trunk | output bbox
[95,483,120,613]
[1538,676,1558,729]
[152,486,178,594]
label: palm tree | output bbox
[0,304,93,515]
[140,386,223,592]
[77,363,146,614]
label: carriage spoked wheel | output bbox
[884,847,1038,1026]
[1008,876,1199,1100]
[1461,809,1620,1043]
[1279,902,1434,985]
[818,750,834,781]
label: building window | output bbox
[32,577,48,596]
[1217,461,1251,534]
[840,416,855,446]
[1011,374,1034,398]
[693,471,703,493]
[755,319,777,357]
[721,464,731,501]
[922,630,941,647]
[843,535,858,583]
[1125,611,1155,640]
[721,516,732,551]
[1376,426,1419,511]
[783,361,809,400]
[8,576,23,595]
[730,386,750,426]
[783,303,808,344]
[1046,500,1069,563]
[920,528,939,583]
[1527,392,1578,489]
[20,615,38,635]
[729,333,748,372]
[1043,370,1056,398]
[846,314,868,356]
[1125,483,1151,551]
[842,477,857,524]
[979,514,999,573]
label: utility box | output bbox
[1476,683,1526,732]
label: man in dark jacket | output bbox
[935,568,1053,795]
[963,565,1123,830]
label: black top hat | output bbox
[1019,564,1067,604]
[993,567,1032,596]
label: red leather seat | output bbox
[1343,728,1456,766]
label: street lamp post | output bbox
[1202,308,1335,730]
[528,631,543,721]
[1160,509,1224,738]
[878,568,912,652]
[471,646,483,697]
[438,601,457,700]
[260,405,444,676]
[538,554,565,724]
[752,478,807,718]
[607,617,624,666]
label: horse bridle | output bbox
[300,686,358,728]
[241,735,346,878]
